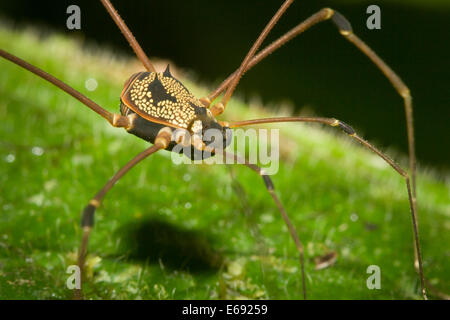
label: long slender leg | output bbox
[207,0,294,116]
[206,8,331,104]
[0,49,130,128]
[222,150,307,300]
[204,8,417,231]
[74,129,172,299]
[100,0,156,72]
[223,117,426,299]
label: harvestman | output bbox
[0,0,427,299]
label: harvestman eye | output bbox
[0,0,434,300]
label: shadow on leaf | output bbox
[116,218,223,274]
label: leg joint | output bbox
[210,102,225,116]
[81,203,96,228]
[331,10,353,35]
[155,127,173,149]
[199,96,211,107]
[331,119,355,135]
[262,174,274,191]
[322,8,334,20]
[112,113,130,128]
[401,87,411,99]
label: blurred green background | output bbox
[0,0,448,300]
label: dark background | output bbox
[0,0,448,171]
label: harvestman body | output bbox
[119,68,232,157]
[0,0,428,299]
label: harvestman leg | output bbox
[0,48,173,298]
[100,0,416,207]
[222,150,307,300]
[204,5,416,211]
[75,130,171,298]
[221,116,426,299]
[82,0,426,297]
[100,0,156,72]
[199,0,419,291]
[0,49,130,129]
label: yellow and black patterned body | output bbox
[120,65,231,159]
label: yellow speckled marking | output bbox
[121,71,206,129]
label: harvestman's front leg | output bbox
[202,6,417,231]
[222,150,307,300]
[221,117,426,299]
[75,128,172,299]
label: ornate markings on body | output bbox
[121,65,206,129]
